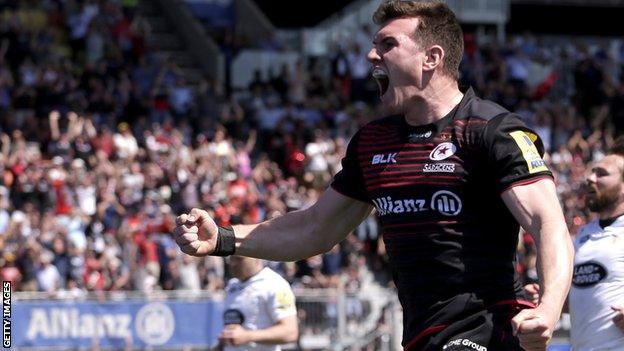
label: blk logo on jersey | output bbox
[429,142,457,161]
[431,190,462,216]
[572,261,607,287]
[371,153,397,165]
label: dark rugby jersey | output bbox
[331,88,553,346]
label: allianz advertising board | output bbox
[11,300,223,348]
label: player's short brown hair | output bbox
[373,0,464,80]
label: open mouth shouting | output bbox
[372,67,389,98]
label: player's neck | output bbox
[598,201,624,220]
[404,79,463,126]
[239,265,264,281]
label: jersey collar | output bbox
[598,211,624,228]
[242,266,269,284]
[588,214,624,238]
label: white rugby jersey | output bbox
[569,216,624,351]
[222,267,296,351]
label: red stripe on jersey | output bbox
[383,221,459,229]
[357,149,434,157]
[360,127,400,136]
[396,156,464,163]
[362,165,460,174]
[367,181,458,190]
[364,173,460,181]
[361,164,424,171]
[357,155,433,163]
[357,154,464,163]
[361,163,461,172]
[500,175,553,193]
[356,142,436,150]
[362,124,397,132]
[363,171,460,179]
[490,299,536,309]
[356,145,406,153]
[357,135,401,141]
[451,120,468,126]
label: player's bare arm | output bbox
[502,178,574,350]
[174,187,372,261]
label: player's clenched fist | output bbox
[174,208,218,256]
[511,307,557,351]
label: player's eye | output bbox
[382,41,395,51]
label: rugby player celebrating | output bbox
[175,1,573,350]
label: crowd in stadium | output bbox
[0,0,620,300]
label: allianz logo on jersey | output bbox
[371,152,397,165]
[372,191,462,216]
[372,196,426,215]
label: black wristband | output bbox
[212,226,236,256]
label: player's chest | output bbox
[573,233,624,287]
[356,137,481,192]
[576,232,624,262]
[225,285,265,321]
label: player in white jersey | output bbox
[526,138,624,350]
[569,140,624,351]
[218,256,298,351]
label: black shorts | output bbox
[404,294,533,351]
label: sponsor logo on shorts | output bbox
[429,142,457,161]
[443,338,487,351]
[572,261,608,288]
[423,163,455,173]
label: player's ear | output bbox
[423,45,444,72]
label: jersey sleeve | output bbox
[267,281,297,322]
[330,130,369,202]
[482,114,553,191]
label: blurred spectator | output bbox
[176,255,201,291]
[36,250,61,293]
